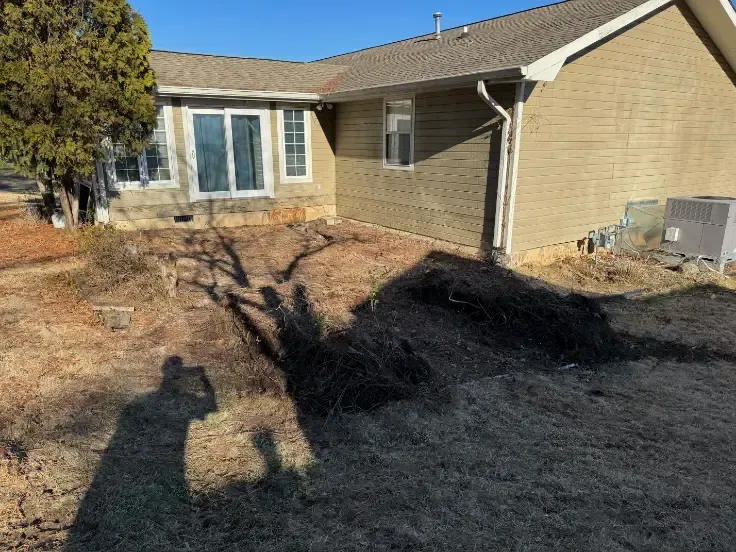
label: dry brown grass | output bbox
[70,225,167,301]
[518,252,734,296]
[2,215,736,550]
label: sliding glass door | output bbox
[186,106,273,201]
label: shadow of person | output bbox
[65,356,217,552]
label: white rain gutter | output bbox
[504,81,526,255]
[476,80,511,250]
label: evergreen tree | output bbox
[0,0,156,227]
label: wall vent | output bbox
[173,215,194,223]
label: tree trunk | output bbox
[71,179,80,226]
[57,174,76,230]
[36,177,55,219]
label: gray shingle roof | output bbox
[151,51,348,93]
[152,0,653,94]
[315,0,651,93]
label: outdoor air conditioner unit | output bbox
[663,196,736,265]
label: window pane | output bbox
[193,113,229,193]
[284,133,295,145]
[385,133,411,166]
[295,154,306,166]
[286,154,296,167]
[386,99,412,133]
[285,122,294,133]
[293,122,304,133]
[158,168,171,181]
[231,114,265,191]
[286,166,297,177]
[294,132,304,144]
[295,144,305,154]
[292,110,304,122]
[296,166,306,176]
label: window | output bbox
[184,105,275,201]
[144,107,173,182]
[277,107,312,183]
[384,98,414,169]
[108,101,178,190]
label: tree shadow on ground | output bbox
[63,225,736,550]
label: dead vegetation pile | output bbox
[278,286,433,414]
[405,266,619,364]
[71,226,168,300]
[228,285,434,415]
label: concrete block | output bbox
[92,305,134,330]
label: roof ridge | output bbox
[309,0,576,64]
[152,49,307,65]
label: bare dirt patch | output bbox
[2,215,736,551]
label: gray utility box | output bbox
[663,196,736,260]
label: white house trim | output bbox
[157,86,319,102]
[522,0,674,81]
[276,106,314,184]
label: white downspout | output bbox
[476,80,511,250]
[505,81,526,255]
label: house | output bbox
[93,0,736,263]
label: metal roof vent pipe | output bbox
[434,12,442,39]
[461,25,469,39]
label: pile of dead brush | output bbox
[406,267,620,364]
[71,226,171,299]
[231,285,434,415]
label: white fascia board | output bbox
[522,0,674,81]
[156,86,320,102]
[685,0,736,75]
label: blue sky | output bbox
[129,0,555,61]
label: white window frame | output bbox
[382,95,415,171]
[182,102,275,202]
[276,105,313,184]
[105,98,180,191]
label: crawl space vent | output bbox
[173,215,194,223]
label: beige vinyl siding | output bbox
[109,99,335,222]
[513,1,736,253]
[335,86,514,248]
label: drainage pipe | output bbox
[476,80,511,250]
[504,81,526,255]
